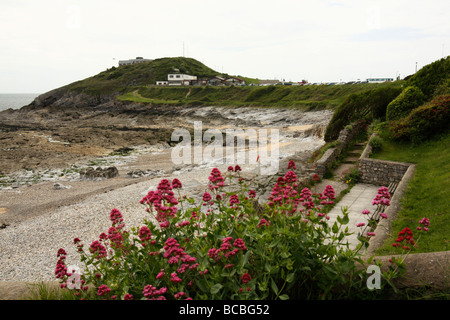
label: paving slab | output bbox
[326,183,380,249]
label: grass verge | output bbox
[370,131,450,255]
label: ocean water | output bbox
[0,93,40,111]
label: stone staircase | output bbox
[342,142,365,164]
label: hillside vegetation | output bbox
[58,56,404,110]
[324,56,450,142]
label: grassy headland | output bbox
[62,56,405,110]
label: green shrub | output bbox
[390,94,450,144]
[368,136,383,152]
[406,56,450,99]
[386,86,426,121]
[324,86,402,142]
[52,165,416,300]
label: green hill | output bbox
[67,57,226,95]
[56,56,403,110]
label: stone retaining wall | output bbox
[358,133,413,186]
[358,158,412,186]
[315,120,366,178]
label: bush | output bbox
[368,136,383,152]
[385,86,426,121]
[406,56,450,99]
[54,164,419,300]
[341,168,360,185]
[324,86,402,142]
[390,94,450,144]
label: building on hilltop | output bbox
[366,78,394,83]
[167,74,198,86]
[118,57,152,66]
[156,74,245,86]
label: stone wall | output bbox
[315,120,366,178]
[358,158,412,186]
[358,133,413,186]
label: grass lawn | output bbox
[370,131,450,255]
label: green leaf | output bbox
[211,283,223,295]
[341,214,349,225]
[332,221,339,234]
[279,294,289,300]
[242,251,251,267]
[270,278,279,295]
[286,272,295,283]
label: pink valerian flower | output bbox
[176,220,190,228]
[234,165,242,172]
[110,208,125,229]
[248,190,256,198]
[379,213,388,219]
[362,209,370,215]
[356,222,365,227]
[108,226,124,249]
[174,292,186,299]
[287,160,296,170]
[284,171,297,184]
[367,232,376,237]
[241,273,252,284]
[417,217,430,231]
[138,226,155,246]
[208,237,246,261]
[233,238,246,250]
[227,166,234,172]
[208,168,225,190]
[372,186,391,206]
[89,240,107,259]
[323,185,336,201]
[229,194,240,206]
[170,272,182,283]
[156,269,165,279]
[393,227,416,248]
[162,238,198,272]
[55,249,68,279]
[312,174,320,182]
[172,178,182,189]
[97,284,111,296]
[257,218,271,228]
[123,294,133,300]
[202,192,212,202]
[143,285,167,300]
[268,171,302,214]
[140,179,179,224]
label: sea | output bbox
[0,93,40,112]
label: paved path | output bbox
[327,183,380,250]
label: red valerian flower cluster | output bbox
[392,227,416,250]
[140,179,179,228]
[287,160,296,170]
[142,284,167,300]
[372,186,391,206]
[55,248,68,279]
[208,168,225,190]
[208,237,247,261]
[417,217,430,231]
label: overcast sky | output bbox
[1,0,449,93]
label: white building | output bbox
[118,57,152,66]
[167,74,197,86]
[366,78,394,83]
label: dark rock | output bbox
[80,166,119,180]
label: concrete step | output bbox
[342,157,360,164]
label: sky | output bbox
[0,0,449,93]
